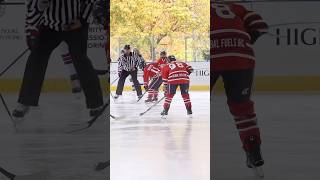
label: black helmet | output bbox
[160,51,167,56]
[124,45,131,50]
[167,55,176,62]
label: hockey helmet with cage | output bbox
[167,55,176,62]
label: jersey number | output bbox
[169,63,184,70]
[212,4,236,19]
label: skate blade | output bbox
[161,115,167,119]
[15,170,49,180]
[94,161,110,171]
[73,92,83,100]
[12,117,25,125]
[253,166,264,179]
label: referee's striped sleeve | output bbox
[81,0,95,22]
[118,56,124,73]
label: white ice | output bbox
[0,93,108,180]
[213,92,320,180]
[110,91,210,180]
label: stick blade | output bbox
[64,122,90,134]
[15,171,48,180]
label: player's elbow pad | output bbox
[250,31,267,44]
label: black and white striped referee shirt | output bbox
[118,52,142,72]
[25,0,44,31]
[27,0,95,31]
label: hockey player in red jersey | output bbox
[161,55,194,118]
[143,63,162,103]
[211,2,268,175]
[157,51,168,69]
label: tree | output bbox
[111,0,209,61]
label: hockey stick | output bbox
[137,76,159,103]
[94,160,109,171]
[66,102,109,133]
[0,93,17,131]
[0,48,29,77]
[0,166,48,180]
[110,77,119,86]
[139,96,165,116]
[110,114,116,119]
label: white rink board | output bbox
[244,1,320,76]
[110,61,210,87]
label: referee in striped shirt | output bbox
[115,45,143,99]
[13,0,104,118]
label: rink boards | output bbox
[109,61,210,91]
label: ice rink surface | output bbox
[213,92,320,180]
[0,93,108,180]
[111,91,210,180]
[3,91,318,179]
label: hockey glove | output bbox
[118,70,122,78]
[26,29,40,50]
[144,83,148,91]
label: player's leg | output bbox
[130,69,143,98]
[161,84,177,117]
[145,89,154,103]
[129,77,135,91]
[152,77,162,101]
[146,76,162,102]
[59,41,81,94]
[63,24,104,115]
[211,72,220,93]
[180,83,192,116]
[13,27,62,119]
[115,70,130,98]
[222,69,264,168]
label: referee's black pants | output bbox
[116,69,142,96]
[18,24,103,109]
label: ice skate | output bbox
[114,94,120,100]
[245,136,264,178]
[71,87,82,94]
[95,161,110,171]
[71,87,82,99]
[89,106,105,118]
[152,97,158,102]
[187,107,193,118]
[12,103,29,124]
[145,98,153,103]
[160,109,168,119]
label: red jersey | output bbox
[143,63,161,84]
[211,3,268,71]
[157,58,168,69]
[162,61,193,85]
